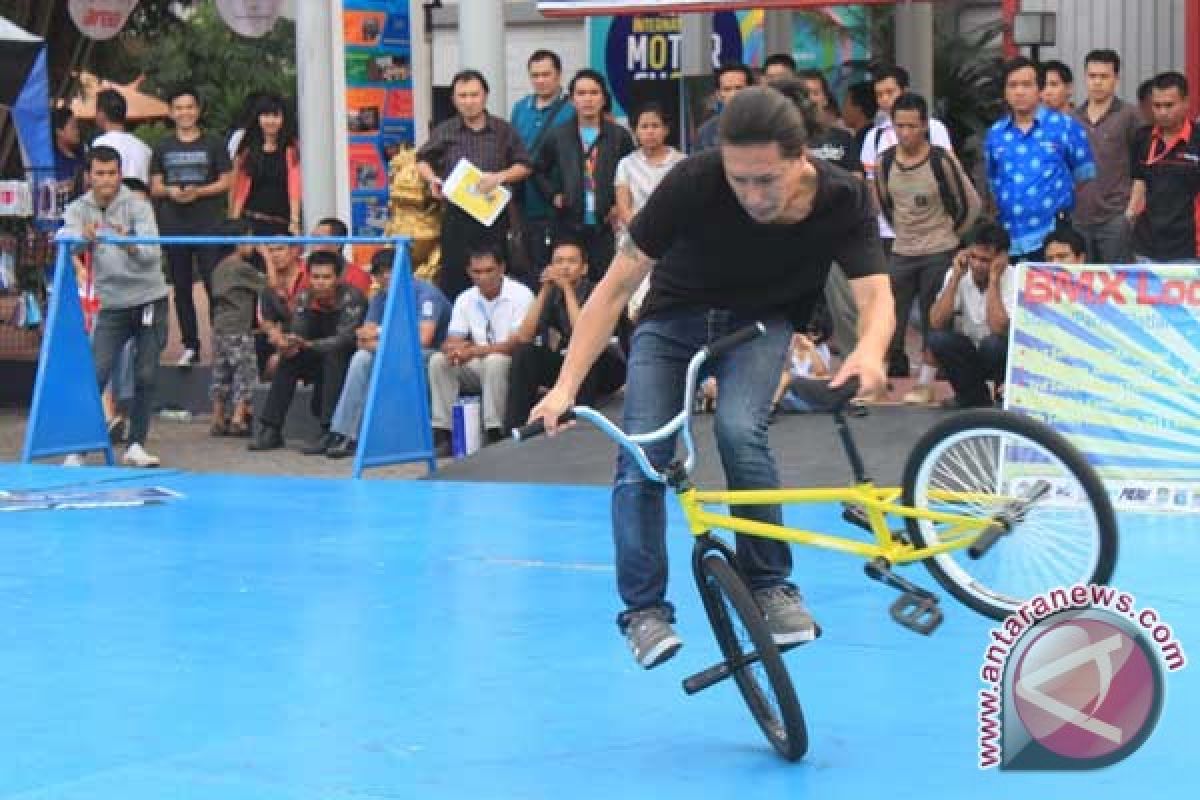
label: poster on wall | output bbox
[588,9,762,145]
[215,0,285,38]
[791,5,870,90]
[1007,263,1200,514]
[342,0,413,266]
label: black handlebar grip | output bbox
[705,322,767,360]
[968,521,1009,559]
[798,376,862,412]
[512,411,575,443]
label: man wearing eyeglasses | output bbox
[428,243,534,456]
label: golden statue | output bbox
[385,145,442,282]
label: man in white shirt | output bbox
[927,222,1015,409]
[428,243,534,455]
[92,89,152,194]
[860,66,956,253]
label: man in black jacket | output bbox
[250,251,368,453]
[535,69,634,281]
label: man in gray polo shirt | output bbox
[1072,49,1144,264]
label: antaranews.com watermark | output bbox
[978,583,1186,770]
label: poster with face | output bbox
[67,0,138,40]
[215,0,285,38]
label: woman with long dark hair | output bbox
[229,93,302,234]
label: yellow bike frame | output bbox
[677,483,996,565]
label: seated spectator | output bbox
[209,220,266,437]
[249,251,368,453]
[258,240,307,378]
[1043,224,1088,265]
[927,223,1015,409]
[771,316,833,417]
[428,244,534,456]
[326,248,451,459]
[503,237,626,432]
[307,217,372,293]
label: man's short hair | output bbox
[96,89,127,125]
[1002,56,1043,89]
[1043,225,1087,258]
[845,80,878,119]
[85,145,122,171]
[891,92,928,121]
[308,250,345,276]
[1040,60,1073,86]
[1152,71,1189,97]
[967,221,1012,254]
[452,69,490,94]
[715,61,754,87]
[1138,78,1155,103]
[527,49,562,72]
[550,235,587,261]
[796,68,840,115]
[51,106,74,133]
[1084,49,1121,74]
[873,65,911,89]
[316,217,349,237]
[765,76,823,136]
[166,85,202,107]
[763,53,797,73]
[719,85,809,158]
[370,248,398,274]
[467,241,506,265]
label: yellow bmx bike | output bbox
[515,323,1118,762]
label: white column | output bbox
[459,1,507,117]
[295,0,342,227]
[764,10,793,61]
[895,0,935,103]
[411,0,432,146]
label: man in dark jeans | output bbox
[250,251,368,453]
[149,85,233,367]
[61,146,169,467]
[416,69,532,300]
[503,237,625,432]
[528,87,894,669]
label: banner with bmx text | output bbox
[1007,263,1200,513]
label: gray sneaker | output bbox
[753,586,817,646]
[624,608,683,669]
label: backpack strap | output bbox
[929,146,967,230]
[877,147,897,226]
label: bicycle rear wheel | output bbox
[697,554,808,761]
[902,409,1118,620]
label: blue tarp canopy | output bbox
[1,17,53,173]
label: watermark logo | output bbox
[978,585,1186,770]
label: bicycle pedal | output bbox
[890,593,943,635]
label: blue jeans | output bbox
[92,298,169,445]
[330,347,436,439]
[612,309,794,629]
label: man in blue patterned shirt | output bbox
[985,57,1097,261]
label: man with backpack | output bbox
[873,93,981,405]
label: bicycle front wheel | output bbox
[697,554,808,761]
[902,410,1118,621]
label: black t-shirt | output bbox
[243,147,290,220]
[150,133,233,233]
[807,126,862,174]
[629,151,886,325]
[537,278,594,349]
[1132,122,1200,261]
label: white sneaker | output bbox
[176,348,198,367]
[62,453,85,467]
[123,443,161,468]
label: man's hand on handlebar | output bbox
[829,349,887,400]
[528,385,577,436]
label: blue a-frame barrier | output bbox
[22,235,435,476]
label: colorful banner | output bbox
[792,5,870,79]
[588,10,763,121]
[67,0,139,41]
[215,0,284,38]
[1007,263,1200,513]
[543,1,892,15]
[342,0,413,266]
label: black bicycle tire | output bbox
[697,554,808,761]
[901,409,1119,620]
